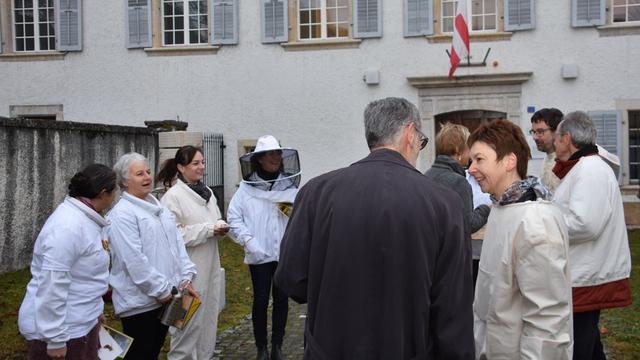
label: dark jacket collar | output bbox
[354,148,421,174]
[431,155,465,176]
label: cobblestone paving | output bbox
[213,302,306,359]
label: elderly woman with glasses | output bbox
[227,135,300,360]
[107,152,197,360]
[425,123,490,288]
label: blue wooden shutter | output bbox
[56,0,82,51]
[261,0,288,43]
[212,0,238,45]
[354,0,382,38]
[404,0,432,37]
[572,0,605,27]
[590,110,622,181]
[126,0,151,48]
[505,0,535,31]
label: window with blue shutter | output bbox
[505,0,535,31]
[590,110,622,181]
[211,0,238,45]
[572,0,605,27]
[126,0,151,48]
[404,0,433,37]
[262,0,288,43]
[56,0,82,51]
[354,0,382,38]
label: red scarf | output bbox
[552,145,599,180]
[78,197,97,211]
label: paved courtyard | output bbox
[214,302,306,359]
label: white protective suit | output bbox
[161,179,227,360]
[473,200,573,359]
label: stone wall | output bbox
[0,117,157,273]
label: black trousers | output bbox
[249,261,289,349]
[573,310,606,360]
[121,307,169,360]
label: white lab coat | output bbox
[18,197,110,350]
[474,200,573,359]
[107,191,196,317]
[161,179,226,360]
[227,178,297,264]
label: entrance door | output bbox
[434,110,506,134]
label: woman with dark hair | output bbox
[468,120,572,359]
[227,135,300,360]
[18,164,117,360]
[157,145,230,360]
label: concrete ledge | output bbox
[0,117,156,135]
[144,45,220,56]
[0,51,66,61]
[407,72,533,88]
[281,39,361,51]
[426,32,513,44]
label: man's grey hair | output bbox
[113,152,148,189]
[364,97,421,149]
[558,111,597,149]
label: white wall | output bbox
[1,1,639,204]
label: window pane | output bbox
[443,18,453,32]
[199,29,208,43]
[164,17,174,30]
[485,14,496,29]
[48,9,54,21]
[327,9,336,23]
[200,0,207,12]
[199,15,207,28]
[310,9,320,23]
[443,2,455,17]
[338,8,348,22]
[39,9,47,22]
[337,0,347,6]
[25,23,34,36]
[175,1,184,15]
[24,0,33,8]
[300,10,309,24]
[39,23,47,35]
[26,38,35,50]
[310,0,320,8]
[16,24,24,36]
[164,2,173,16]
[175,31,184,44]
[631,164,639,181]
[472,0,482,15]
[327,0,336,7]
[38,0,46,7]
[189,1,198,15]
[164,31,173,44]
[631,0,640,4]
[629,131,640,145]
[48,0,52,6]
[49,37,55,49]
[613,6,626,22]
[189,30,198,43]
[39,37,48,50]
[613,0,626,5]
[189,15,198,30]
[472,15,482,30]
[327,23,336,37]
[338,23,348,37]
[15,0,24,9]
[24,10,33,23]
[631,147,639,161]
[300,24,309,38]
[485,0,496,14]
[16,39,24,51]
[311,24,321,38]
[300,0,310,10]
[49,23,54,35]
[630,5,640,21]
[175,16,184,30]
[15,10,24,23]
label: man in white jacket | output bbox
[552,111,632,360]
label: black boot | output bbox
[257,346,269,360]
[271,344,283,360]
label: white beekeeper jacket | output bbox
[552,155,631,288]
[19,197,110,350]
[474,200,573,360]
[107,191,196,317]
[227,174,297,264]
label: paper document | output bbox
[98,325,133,360]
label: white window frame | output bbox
[12,0,56,52]
[441,0,497,34]
[612,0,640,24]
[297,0,349,40]
[161,0,209,46]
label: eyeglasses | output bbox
[529,128,552,136]
[415,128,429,150]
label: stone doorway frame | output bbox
[408,72,532,167]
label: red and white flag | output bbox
[449,0,470,79]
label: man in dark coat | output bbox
[274,97,474,359]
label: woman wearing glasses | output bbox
[227,135,300,360]
[424,123,490,287]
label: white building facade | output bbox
[1,0,639,204]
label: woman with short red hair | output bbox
[468,119,573,359]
